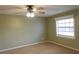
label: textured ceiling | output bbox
[0,5,79,17]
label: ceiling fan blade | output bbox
[36,9,45,14]
[35,10,45,14]
[36,7,44,10]
[12,10,27,14]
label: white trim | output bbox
[1,40,79,53]
[57,35,75,39]
[48,41,79,52]
[0,41,45,53]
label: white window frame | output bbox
[55,15,75,39]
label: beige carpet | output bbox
[0,42,79,54]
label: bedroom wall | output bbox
[0,14,46,50]
[47,9,79,50]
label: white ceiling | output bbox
[0,5,79,17]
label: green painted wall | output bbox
[47,9,79,50]
[0,9,79,51]
[0,14,46,50]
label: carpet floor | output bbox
[0,42,79,54]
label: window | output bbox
[55,15,75,38]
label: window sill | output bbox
[56,35,75,39]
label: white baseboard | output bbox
[1,40,78,53]
[0,41,44,53]
[48,41,79,52]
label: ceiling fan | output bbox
[26,5,45,14]
[15,5,45,17]
[26,5,45,17]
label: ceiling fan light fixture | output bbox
[26,12,35,17]
[26,12,31,17]
[30,12,35,17]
